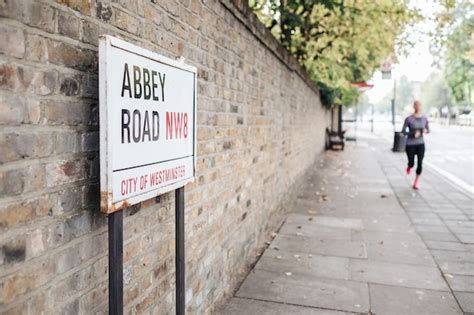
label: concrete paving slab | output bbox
[432,208,465,214]
[424,240,466,251]
[438,213,469,221]
[446,275,474,292]
[217,298,351,315]
[450,226,474,235]
[369,283,462,315]
[351,230,426,246]
[365,239,435,266]
[446,221,474,229]
[236,269,370,313]
[349,259,450,291]
[278,221,352,241]
[271,234,367,259]
[419,231,458,242]
[351,230,435,266]
[255,252,350,280]
[431,250,474,263]
[439,261,474,276]
[408,212,441,220]
[411,217,445,226]
[414,225,451,233]
[360,214,413,232]
[453,291,474,313]
[404,207,434,213]
[307,216,364,230]
[456,233,474,244]
[465,244,474,252]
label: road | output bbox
[425,123,474,187]
[356,121,474,194]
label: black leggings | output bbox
[406,144,425,175]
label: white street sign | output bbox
[99,36,196,213]
[381,59,392,80]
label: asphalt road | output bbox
[357,121,474,193]
[425,123,474,187]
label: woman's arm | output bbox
[402,117,409,135]
[402,117,415,137]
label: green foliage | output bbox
[249,0,418,108]
[420,72,453,111]
[432,0,473,107]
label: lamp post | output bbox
[391,78,397,131]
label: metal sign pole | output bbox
[109,211,124,315]
[392,78,397,131]
[175,187,185,315]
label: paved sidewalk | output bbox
[217,134,472,314]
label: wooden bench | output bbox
[325,128,345,150]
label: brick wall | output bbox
[0,0,327,313]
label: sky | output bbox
[366,0,442,103]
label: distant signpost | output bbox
[99,35,196,315]
[381,59,392,80]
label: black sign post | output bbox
[107,190,186,315]
[108,211,124,315]
[175,186,185,315]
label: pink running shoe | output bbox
[406,167,411,175]
[413,179,420,190]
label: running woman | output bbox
[402,100,430,189]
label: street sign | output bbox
[99,35,197,214]
[381,59,392,80]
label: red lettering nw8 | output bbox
[166,112,188,140]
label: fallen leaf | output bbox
[319,195,329,202]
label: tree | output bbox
[396,75,415,110]
[249,0,418,107]
[420,72,453,111]
[444,17,473,107]
[432,0,473,108]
